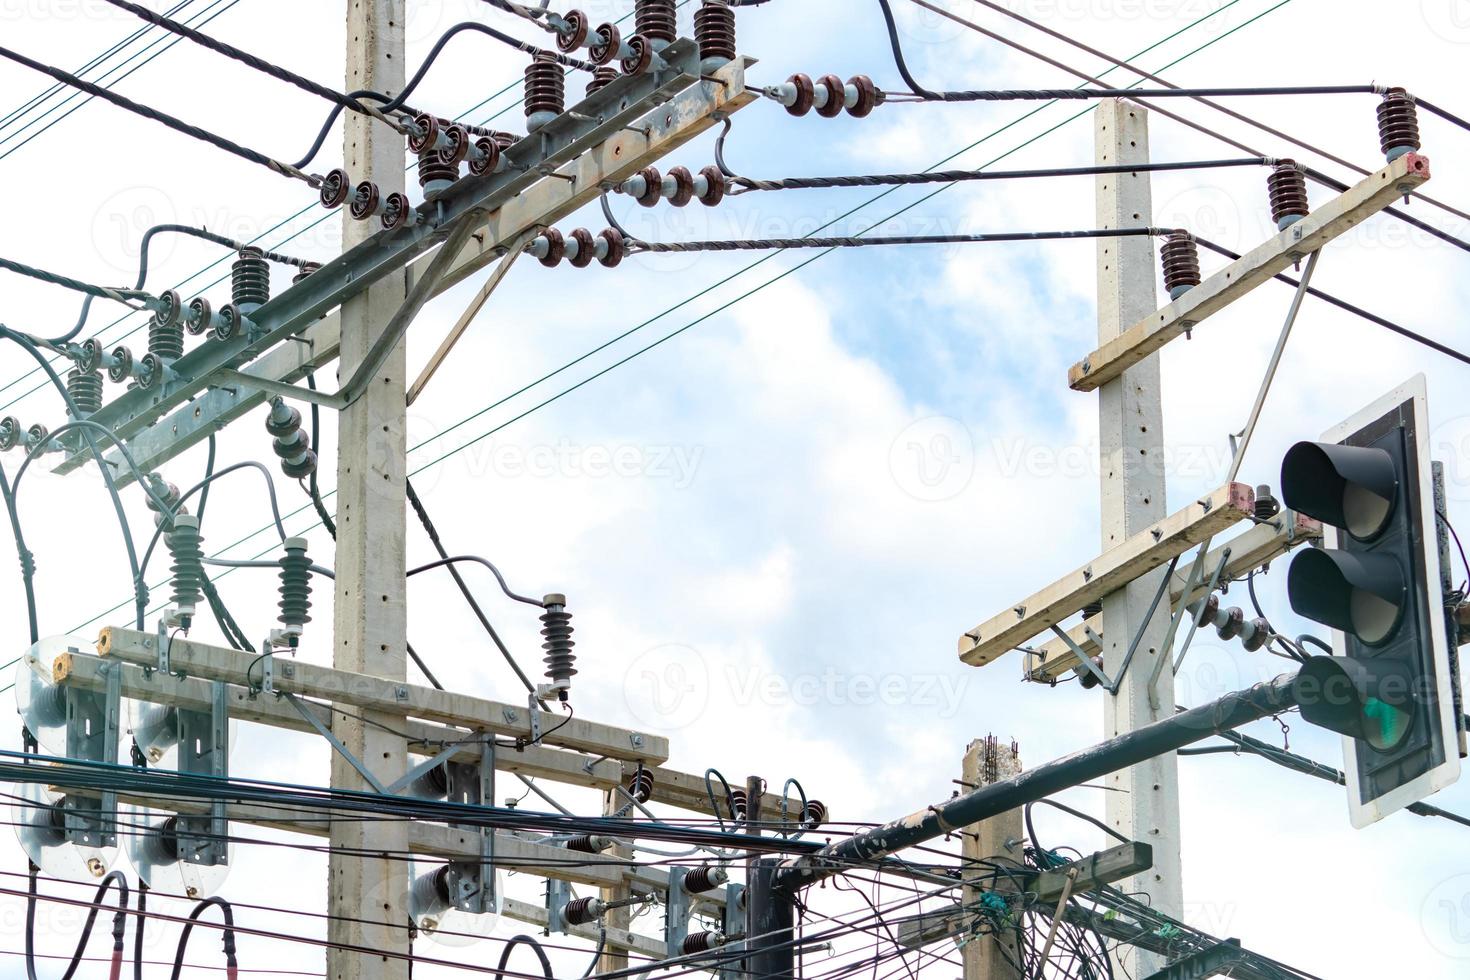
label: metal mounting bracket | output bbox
[665,865,694,957]
[155,619,171,675]
[445,737,497,915]
[1050,554,1180,695]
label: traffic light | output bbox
[1282,375,1461,827]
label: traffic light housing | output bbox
[1282,375,1461,827]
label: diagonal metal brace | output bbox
[281,691,389,794]
[1147,547,1230,707]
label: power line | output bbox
[0,42,322,185]
[937,0,1470,239]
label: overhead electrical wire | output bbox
[62,0,1289,637]
[624,226,1181,253]
[723,156,1273,193]
[0,42,323,185]
[928,0,1470,241]
[0,0,244,164]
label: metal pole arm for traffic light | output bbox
[773,675,1300,894]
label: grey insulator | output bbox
[277,537,313,636]
[167,514,204,625]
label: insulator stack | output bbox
[587,66,619,95]
[525,54,567,132]
[682,866,728,893]
[634,0,677,47]
[589,24,622,68]
[775,74,877,119]
[148,312,185,362]
[727,788,747,821]
[277,536,313,642]
[540,593,576,695]
[694,0,735,70]
[527,227,625,268]
[417,152,458,198]
[1159,233,1201,301]
[565,834,612,854]
[1267,161,1310,230]
[563,896,604,926]
[293,261,321,286]
[682,932,724,956]
[800,799,827,830]
[66,369,103,417]
[167,514,204,628]
[0,417,20,451]
[1254,484,1281,521]
[1377,88,1421,162]
[230,246,271,312]
[265,396,317,479]
[382,192,426,231]
[1191,594,1270,653]
[627,766,654,804]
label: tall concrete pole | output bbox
[327,2,410,977]
[961,737,1023,980]
[1094,100,1181,978]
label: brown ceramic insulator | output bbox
[1267,160,1310,226]
[416,152,458,192]
[556,9,589,52]
[697,164,726,207]
[694,1,736,62]
[1377,87,1421,158]
[621,34,653,76]
[438,125,472,166]
[568,228,596,268]
[1159,232,1201,297]
[597,229,625,268]
[846,75,878,118]
[785,73,814,117]
[524,53,567,119]
[349,181,381,221]
[467,136,501,177]
[815,74,845,118]
[230,246,270,309]
[586,65,620,95]
[408,112,442,155]
[634,166,663,208]
[634,0,677,44]
[537,227,566,268]
[665,165,695,207]
[589,25,621,68]
[319,168,350,209]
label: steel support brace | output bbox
[666,866,693,957]
[1048,554,1180,695]
[282,690,389,794]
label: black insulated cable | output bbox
[626,226,1178,253]
[0,42,321,185]
[168,896,237,980]
[25,864,130,980]
[725,157,1271,193]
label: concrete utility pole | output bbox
[1093,101,1181,977]
[327,2,410,977]
[961,737,1022,980]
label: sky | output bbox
[0,0,1468,976]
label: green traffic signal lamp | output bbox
[1295,654,1415,752]
[1286,549,1406,645]
[1280,442,1398,540]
